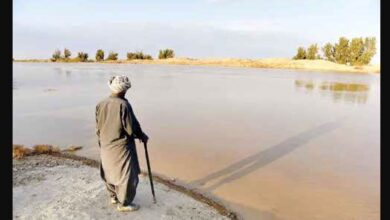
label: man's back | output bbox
[96,96,130,147]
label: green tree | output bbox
[52,49,61,61]
[64,48,71,59]
[158,49,175,59]
[107,52,118,60]
[349,38,364,65]
[293,47,307,60]
[334,37,350,64]
[307,44,319,60]
[77,52,88,62]
[358,37,376,65]
[322,43,336,62]
[96,49,105,61]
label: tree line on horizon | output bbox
[50,37,376,66]
[293,37,376,66]
[50,48,175,62]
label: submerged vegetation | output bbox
[293,37,377,66]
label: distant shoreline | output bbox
[13,58,380,74]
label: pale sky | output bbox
[13,0,380,63]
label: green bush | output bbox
[52,49,61,61]
[158,49,175,59]
[77,52,89,62]
[106,52,118,61]
[127,51,153,60]
[96,49,105,61]
[144,54,153,60]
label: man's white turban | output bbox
[108,75,131,93]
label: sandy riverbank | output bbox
[13,154,238,220]
[14,58,380,74]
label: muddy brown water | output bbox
[13,62,380,220]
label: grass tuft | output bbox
[32,144,61,154]
[13,144,78,159]
[62,146,83,152]
[13,145,32,159]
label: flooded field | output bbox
[13,63,380,220]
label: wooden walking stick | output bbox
[143,142,156,203]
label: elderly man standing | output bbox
[95,75,149,212]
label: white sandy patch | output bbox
[13,156,229,220]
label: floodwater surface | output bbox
[13,63,380,220]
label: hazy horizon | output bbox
[13,0,380,64]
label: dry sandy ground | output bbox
[120,58,380,73]
[14,58,380,74]
[13,155,230,220]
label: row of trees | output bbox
[293,37,376,66]
[51,48,90,62]
[51,48,175,62]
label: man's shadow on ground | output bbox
[190,119,343,191]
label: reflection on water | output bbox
[65,70,72,78]
[295,80,370,104]
[54,67,62,75]
[295,80,315,90]
[54,67,72,78]
[319,82,369,92]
